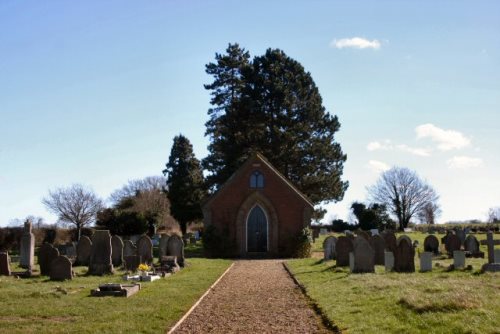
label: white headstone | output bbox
[453,250,466,269]
[419,252,433,272]
[384,251,394,272]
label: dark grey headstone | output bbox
[0,252,10,276]
[87,230,114,275]
[38,243,60,276]
[356,230,371,241]
[123,240,137,257]
[464,235,480,254]
[111,235,124,267]
[370,235,386,265]
[455,228,466,246]
[394,236,415,272]
[351,237,375,273]
[167,235,185,267]
[124,255,142,272]
[336,236,354,267]
[445,234,461,256]
[382,231,397,253]
[20,221,35,269]
[76,236,92,266]
[159,234,170,261]
[423,235,440,255]
[137,235,153,265]
[49,255,73,281]
[323,236,337,261]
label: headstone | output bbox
[398,235,412,247]
[49,255,73,281]
[370,235,386,265]
[350,237,375,273]
[419,252,433,272]
[19,221,35,269]
[137,235,153,265]
[336,236,354,267]
[123,240,137,257]
[323,236,337,261]
[158,234,170,260]
[111,235,124,267]
[167,235,185,267]
[384,251,394,272]
[423,235,440,255]
[76,236,92,266]
[495,249,500,263]
[65,242,77,258]
[124,255,142,272]
[394,236,415,272]
[356,230,371,241]
[158,255,180,273]
[445,234,461,256]
[455,228,466,246]
[382,231,397,253]
[453,250,465,269]
[87,230,114,275]
[0,252,10,276]
[38,243,60,276]
[464,235,483,257]
[480,232,500,272]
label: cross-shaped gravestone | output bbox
[480,231,500,272]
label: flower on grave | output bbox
[138,264,150,272]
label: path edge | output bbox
[167,261,235,334]
[282,261,342,334]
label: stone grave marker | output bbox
[356,230,371,241]
[124,255,142,272]
[384,251,394,272]
[20,221,35,269]
[420,252,433,272]
[336,236,354,267]
[137,235,153,265]
[445,234,461,256]
[382,231,397,253]
[394,236,415,272]
[0,252,10,276]
[65,242,77,258]
[455,228,466,246]
[88,230,114,275]
[91,283,141,298]
[158,234,170,261]
[76,236,92,266]
[480,231,500,272]
[423,235,440,255]
[50,255,73,281]
[350,237,375,273]
[370,235,385,265]
[453,250,466,269]
[323,236,337,261]
[38,243,60,276]
[495,249,500,263]
[111,235,124,267]
[123,240,137,257]
[464,235,483,258]
[167,235,185,267]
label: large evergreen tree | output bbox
[203,43,348,204]
[163,135,206,234]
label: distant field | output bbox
[290,231,500,334]
[0,258,232,334]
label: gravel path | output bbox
[172,260,331,333]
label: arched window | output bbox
[250,171,264,188]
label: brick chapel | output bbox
[202,153,314,257]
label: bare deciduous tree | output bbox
[417,202,441,225]
[368,167,439,230]
[488,207,500,223]
[42,184,103,240]
[109,176,166,205]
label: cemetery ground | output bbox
[0,257,231,334]
[289,231,500,334]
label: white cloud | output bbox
[447,156,483,169]
[331,37,381,50]
[396,144,431,157]
[367,140,391,151]
[416,123,471,151]
[368,160,390,173]
[367,140,430,157]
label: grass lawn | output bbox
[0,258,232,334]
[289,232,500,334]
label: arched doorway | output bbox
[247,205,268,252]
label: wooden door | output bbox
[247,206,267,252]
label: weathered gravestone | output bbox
[137,235,153,265]
[480,231,500,272]
[160,255,180,273]
[420,252,433,272]
[495,250,500,263]
[455,228,466,246]
[88,230,114,275]
[370,235,386,265]
[394,236,415,272]
[350,237,375,273]
[167,235,185,267]
[158,234,170,261]
[0,252,10,276]
[382,231,397,253]
[65,242,77,258]
[445,234,461,256]
[20,221,35,269]
[453,250,465,269]
[357,230,371,241]
[124,255,142,272]
[111,235,124,267]
[384,251,394,272]
[50,255,73,281]
[424,235,440,255]
[38,243,60,276]
[336,236,354,267]
[464,235,483,258]
[123,240,137,257]
[323,236,337,261]
[76,236,92,266]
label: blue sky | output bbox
[1,0,499,226]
